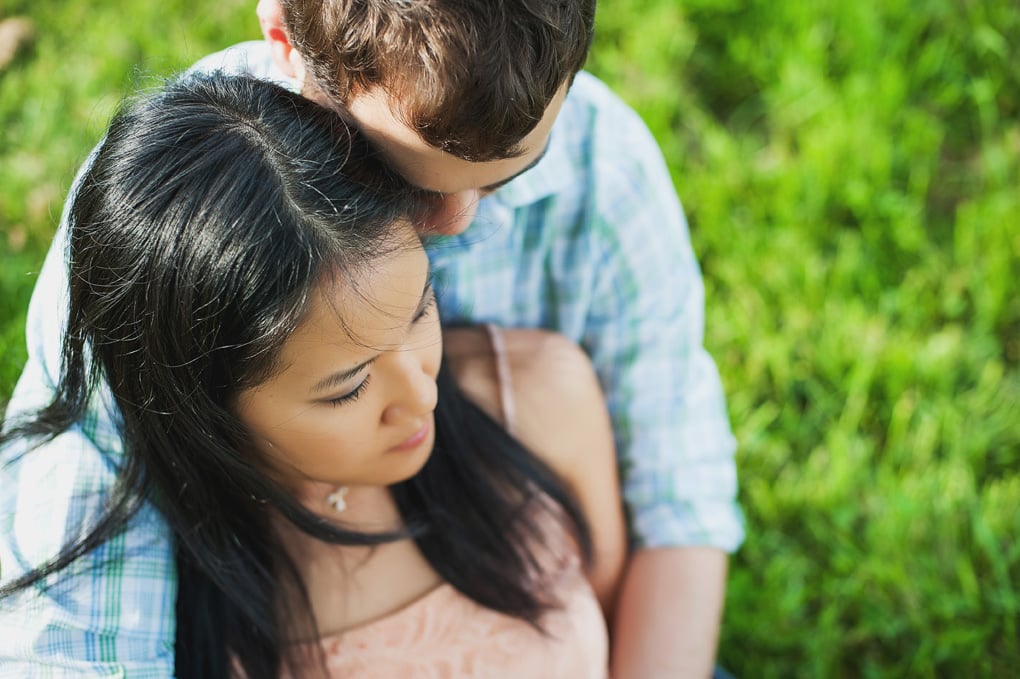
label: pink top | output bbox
[282,326,608,677]
[284,547,607,678]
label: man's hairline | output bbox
[308,69,576,157]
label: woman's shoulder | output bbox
[444,326,625,614]
[443,326,608,469]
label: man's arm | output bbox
[611,547,728,678]
[3,243,177,671]
[0,420,177,676]
[568,74,743,675]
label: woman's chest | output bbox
[300,538,444,636]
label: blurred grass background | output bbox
[1,0,1018,675]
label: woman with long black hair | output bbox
[0,72,625,677]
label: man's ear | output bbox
[256,0,305,81]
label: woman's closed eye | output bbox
[325,375,371,407]
[414,287,436,322]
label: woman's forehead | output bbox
[280,241,431,361]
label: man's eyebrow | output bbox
[310,267,433,396]
[479,142,550,193]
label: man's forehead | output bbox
[343,84,568,194]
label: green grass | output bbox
[2,1,1018,675]
[591,0,1020,675]
[0,0,258,386]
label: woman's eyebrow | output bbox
[311,356,378,395]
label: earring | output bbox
[327,486,349,513]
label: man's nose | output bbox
[414,189,480,236]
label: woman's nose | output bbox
[382,355,438,425]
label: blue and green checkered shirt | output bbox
[1,42,743,675]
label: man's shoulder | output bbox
[559,71,649,138]
[502,71,671,213]
[542,72,681,225]
[565,72,625,109]
[552,71,672,179]
[188,40,296,90]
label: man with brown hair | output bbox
[3,1,742,675]
[260,0,591,237]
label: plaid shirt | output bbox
[0,42,743,675]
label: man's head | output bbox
[257,0,596,234]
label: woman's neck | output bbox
[271,485,443,641]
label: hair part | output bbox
[282,0,596,161]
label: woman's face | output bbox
[234,228,441,496]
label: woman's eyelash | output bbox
[327,375,371,407]
[414,290,436,322]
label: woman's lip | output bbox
[390,420,431,452]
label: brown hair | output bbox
[282,0,596,161]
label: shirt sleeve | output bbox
[1,407,177,677]
[579,87,745,552]
[1,215,176,674]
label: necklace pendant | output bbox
[327,486,349,513]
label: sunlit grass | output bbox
[591,0,1019,675]
[0,0,256,385]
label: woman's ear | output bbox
[257,0,305,82]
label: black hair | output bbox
[0,73,591,678]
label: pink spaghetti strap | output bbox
[484,324,517,436]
